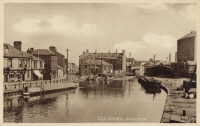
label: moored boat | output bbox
[22,83,78,96]
[138,76,161,93]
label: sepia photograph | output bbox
[2,1,198,124]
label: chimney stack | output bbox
[14,41,22,51]
[49,46,57,52]
[169,52,171,64]
[30,48,34,51]
[27,47,34,55]
[86,49,89,53]
[122,50,125,54]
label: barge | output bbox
[22,83,78,96]
[138,76,161,93]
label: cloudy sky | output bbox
[4,3,196,65]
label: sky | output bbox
[4,3,197,65]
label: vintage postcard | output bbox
[1,0,199,125]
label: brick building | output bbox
[177,31,196,62]
[49,46,65,77]
[80,60,113,75]
[170,31,197,77]
[79,49,126,75]
[28,48,57,80]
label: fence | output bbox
[4,76,81,90]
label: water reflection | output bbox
[4,77,167,123]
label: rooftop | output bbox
[4,43,32,58]
[178,31,196,40]
[33,49,56,55]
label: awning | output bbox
[33,70,43,77]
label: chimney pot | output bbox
[49,46,56,52]
[14,41,22,51]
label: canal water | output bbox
[4,76,167,123]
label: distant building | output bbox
[171,61,196,78]
[64,59,78,74]
[79,49,126,74]
[126,58,134,72]
[145,65,170,77]
[80,60,113,75]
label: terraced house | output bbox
[4,41,44,82]
[27,48,57,80]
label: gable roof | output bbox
[178,31,196,40]
[31,55,43,61]
[55,51,65,57]
[4,43,32,58]
[33,49,56,55]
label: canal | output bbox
[4,76,167,123]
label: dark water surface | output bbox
[4,77,167,123]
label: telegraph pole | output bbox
[66,49,69,81]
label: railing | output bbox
[4,76,84,90]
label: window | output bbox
[9,74,14,78]
[24,60,27,67]
[85,65,87,68]
[27,70,30,78]
[27,59,30,68]
[17,74,21,79]
[40,61,43,68]
[34,61,37,68]
[8,59,12,67]
[19,59,22,67]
